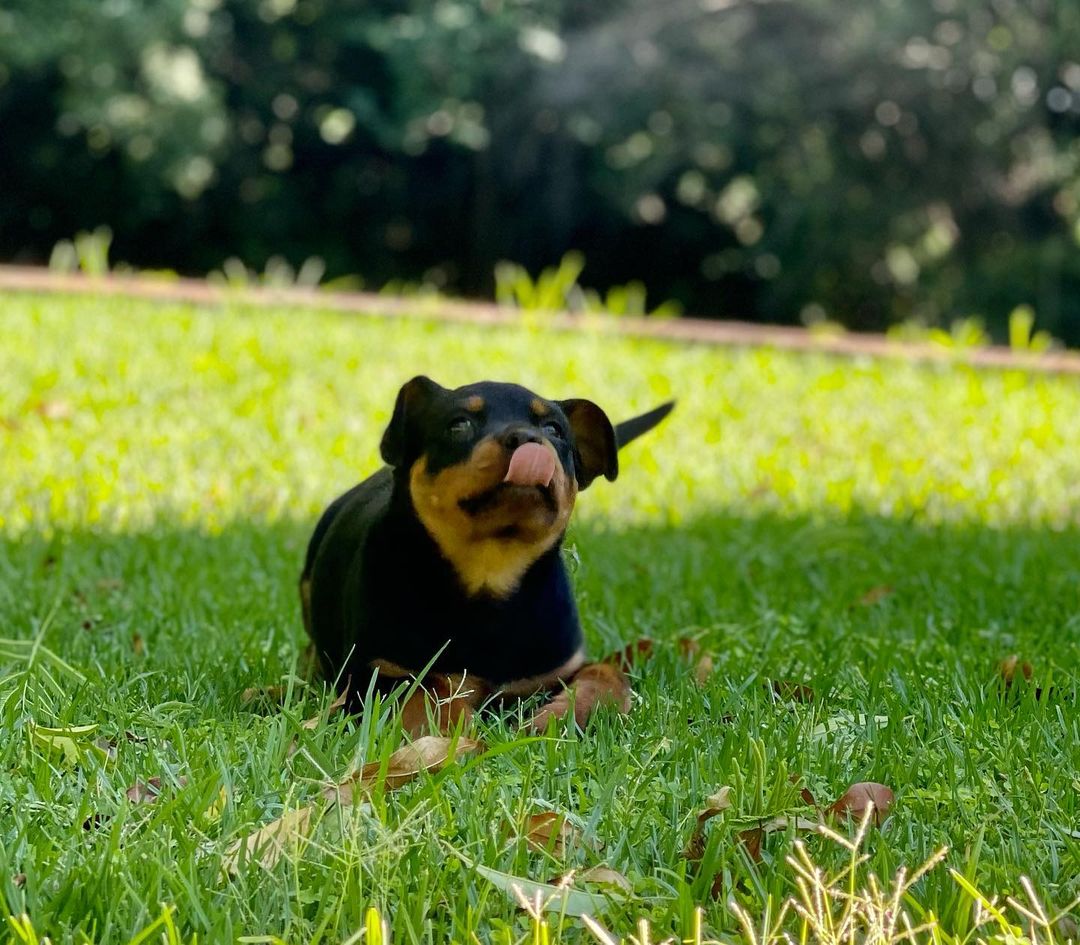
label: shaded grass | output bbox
[1,292,1079,942]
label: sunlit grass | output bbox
[1,292,1078,943]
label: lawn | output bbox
[1,291,1079,944]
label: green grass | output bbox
[1,292,1079,944]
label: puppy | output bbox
[300,376,673,730]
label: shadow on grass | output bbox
[2,507,1078,697]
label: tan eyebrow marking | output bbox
[531,398,550,417]
[466,395,484,411]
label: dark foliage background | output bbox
[2,0,1079,340]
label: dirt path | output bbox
[4,264,1078,374]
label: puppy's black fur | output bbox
[301,376,673,708]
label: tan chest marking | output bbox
[409,447,574,598]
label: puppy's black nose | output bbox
[501,426,543,451]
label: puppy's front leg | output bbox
[525,662,631,732]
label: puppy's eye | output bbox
[541,420,565,439]
[448,417,474,440]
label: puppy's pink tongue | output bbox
[504,442,556,487]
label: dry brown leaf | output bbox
[33,400,73,421]
[301,689,348,730]
[829,781,894,826]
[684,786,734,860]
[13,873,26,889]
[692,653,715,685]
[527,663,631,732]
[399,674,486,738]
[789,773,817,807]
[242,685,290,706]
[604,638,654,671]
[222,806,314,875]
[737,826,763,864]
[857,585,894,606]
[550,865,632,894]
[131,633,144,656]
[735,814,820,867]
[521,811,580,856]
[125,775,189,805]
[704,785,733,813]
[768,679,815,703]
[999,655,1034,686]
[323,734,485,805]
[677,638,715,686]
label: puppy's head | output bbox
[380,376,617,596]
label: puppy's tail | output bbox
[615,401,675,450]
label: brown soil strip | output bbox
[3,264,1079,375]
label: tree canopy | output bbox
[1,0,1078,339]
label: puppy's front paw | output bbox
[525,663,631,733]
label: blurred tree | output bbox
[1,0,1078,340]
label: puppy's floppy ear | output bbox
[559,399,618,488]
[380,376,445,467]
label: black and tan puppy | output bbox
[300,376,673,730]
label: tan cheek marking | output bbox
[497,648,586,697]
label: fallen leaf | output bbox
[684,786,734,860]
[790,773,817,807]
[737,826,763,864]
[13,873,26,888]
[857,585,894,606]
[704,786,734,812]
[399,674,485,738]
[999,655,1033,686]
[829,782,894,826]
[604,638,654,671]
[677,638,715,686]
[131,633,144,656]
[33,400,73,421]
[323,734,485,804]
[300,689,348,730]
[549,866,632,894]
[693,653,715,685]
[520,811,580,856]
[222,806,314,875]
[125,775,189,805]
[94,737,118,760]
[466,859,623,916]
[242,685,290,706]
[29,722,106,767]
[735,815,821,867]
[527,663,631,732]
[768,679,815,703]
